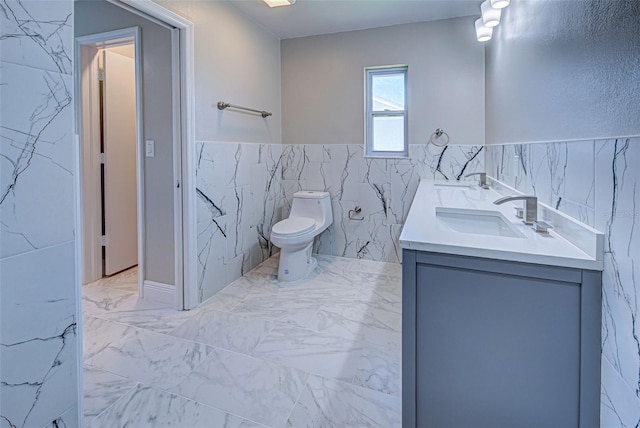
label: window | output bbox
[365,65,408,158]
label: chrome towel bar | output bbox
[217,101,272,118]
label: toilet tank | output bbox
[290,191,333,232]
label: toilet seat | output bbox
[272,217,315,237]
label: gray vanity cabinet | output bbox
[402,249,602,428]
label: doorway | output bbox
[76,18,187,308]
[74,0,197,313]
[77,28,146,298]
[99,44,138,277]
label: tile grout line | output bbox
[147,382,269,427]
[281,372,313,427]
[85,381,141,427]
[249,320,285,356]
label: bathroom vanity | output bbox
[400,180,604,428]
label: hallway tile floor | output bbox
[82,255,402,427]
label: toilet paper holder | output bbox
[349,206,364,221]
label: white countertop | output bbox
[399,180,604,271]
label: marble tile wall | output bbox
[196,142,483,303]
[0,0,79,427]
[196,142,283,303]
[485,138,640,425]
[281,144,485,263]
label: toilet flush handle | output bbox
[349,206,364,221]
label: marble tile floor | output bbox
[82,254,402,427]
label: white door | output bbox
[103,49,138,276]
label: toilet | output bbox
[270,191,333,282]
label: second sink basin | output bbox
[436,207,526,238]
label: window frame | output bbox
[364,65,409,158]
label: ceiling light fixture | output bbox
[263,0,296,7]
[481,0,502,27]
[490,0,510,8]
[475,18,493,42]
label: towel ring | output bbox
[429,128,449,147]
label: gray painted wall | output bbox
[485,0,640,144]
[281,17,485,146]
[155,0,282,144]
[75,0,175,285]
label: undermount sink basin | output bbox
[436,207,526,238]
[433,182,474,190]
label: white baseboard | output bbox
[143,280,175,305]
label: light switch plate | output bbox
[145,140,155,157]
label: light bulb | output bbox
[490,0,510,9]
[264,0,296,7]
[475,18,493,42]
[481,0,502,28]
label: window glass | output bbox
[372,115,404,151]
[372,73,405,111]
[365,66,408,158]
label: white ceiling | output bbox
[228,0,482,39]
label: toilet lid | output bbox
[272,217,315,236]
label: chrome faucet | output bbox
[493,195,538,225]
[465,172,488,189]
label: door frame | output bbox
[76,27,144,294]
[115,0,198,311]
[74,0,197,311]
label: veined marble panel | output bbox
[285,375,401,428]
[169,308,276,354]
[251,324,365,382]
[45,405,78,428]
[601,356,640,427]
[88,384,259,428]
[354,342,402,397]
[595,138,640,405]
[1,243,77,428]
[2,1,77,426]
[0,0,73,74]
[82,316,134,362]
[172,347,308,427]
[84,324,213,390]
[196,142,283,303]
[83,365,137,427]
[0,62,74,258]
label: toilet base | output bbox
[277,242,317,282]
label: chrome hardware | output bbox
[532,220,553,234]
[429,128,449,147]
[465,172,489,189]
[514,206,524,219]
[349,206,364,221]
[217,101,272,118]
[493,195,538,225]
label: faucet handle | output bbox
[464,172,488,188]
[532,220,553,234]
[514,207,524,219]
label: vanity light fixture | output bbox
[263,0,296,7]
[490,0,510,9]
[481,0,502,27]
[475,18,493,42]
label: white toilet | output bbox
[270,191,333,282]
